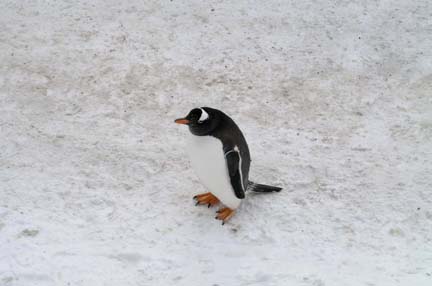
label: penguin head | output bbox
[175,107,220,136]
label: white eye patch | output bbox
[198,108,209,122]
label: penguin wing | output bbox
[225,149,245,199]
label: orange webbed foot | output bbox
[193,192,220,208]
[215,207,235,225]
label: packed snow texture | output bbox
[1,0,431,285]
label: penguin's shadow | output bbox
[239,191,283,217]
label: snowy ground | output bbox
[1,0,431,285]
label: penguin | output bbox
[175,107,282,224]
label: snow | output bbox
[0,0,431,285]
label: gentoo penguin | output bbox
[175,107,282,224]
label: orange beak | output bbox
[175,118,190,125]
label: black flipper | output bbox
[225,150,245,199]
[248,181,282,193]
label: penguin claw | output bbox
[215,207,235,225]
[192,192,220,207]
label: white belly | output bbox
[187,135,241,209]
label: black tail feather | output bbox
[248,181,282,193]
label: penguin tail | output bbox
[248,181,282,193]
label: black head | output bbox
[175,107,221,136]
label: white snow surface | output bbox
[1,0,431,285]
